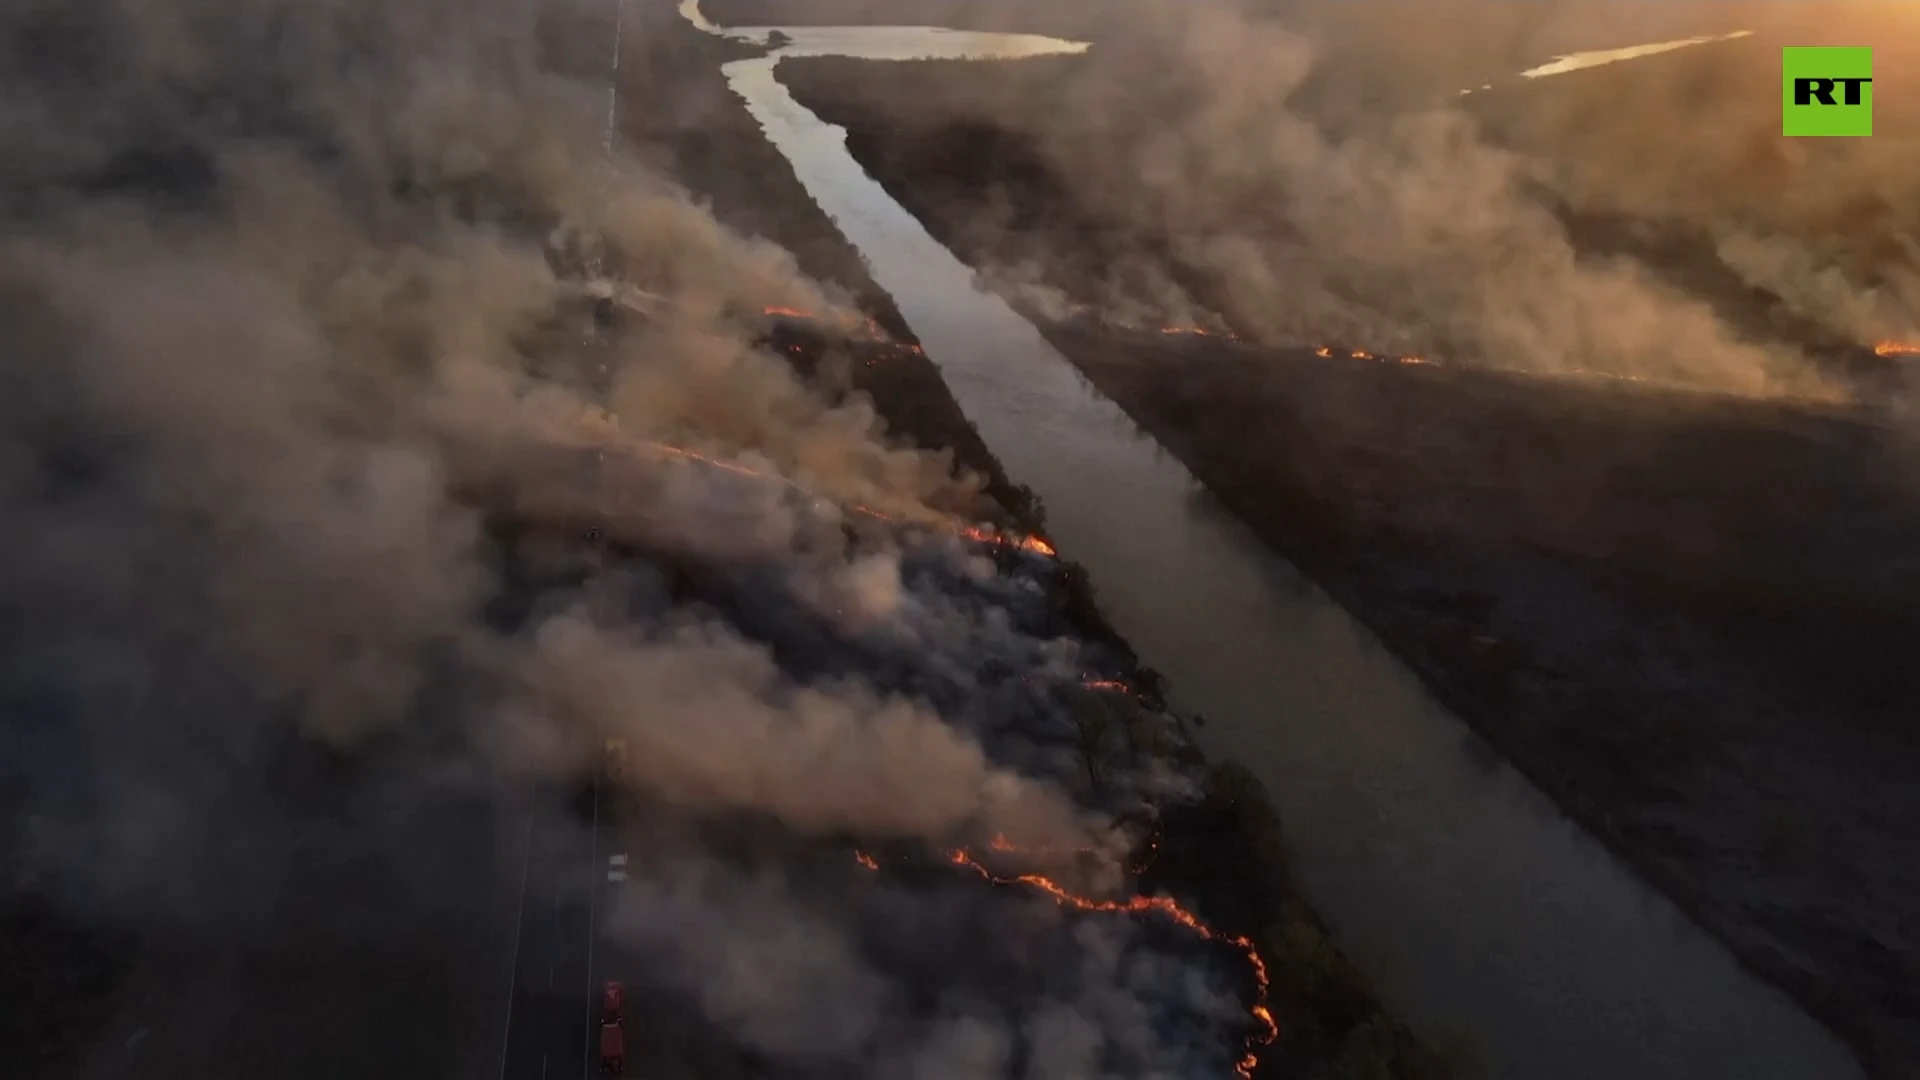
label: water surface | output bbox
[1460,28,1754,94]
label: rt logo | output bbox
[1783,46,1873,137]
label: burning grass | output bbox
[831,761,1451,1080]
[853,842,1279,1079]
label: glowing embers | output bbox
[852,842,1277,1078]
[946,848,1278,1079]
[1160,325,1241,341]
[1876,340,1920,358]
[1016,672,1139,700]
[957,523,1057,557]
[1309,343,1682,388]
[1313,344,1431,366]
[847,503,1055,558]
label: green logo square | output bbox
[1783,46,1873,137]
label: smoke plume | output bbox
[762,0,1916,394]
[1,0,1253,1077]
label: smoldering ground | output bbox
[0,0,1252,1076]
[762,0,1916,395]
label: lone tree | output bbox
[1067,691,1132,795]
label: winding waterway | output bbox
[676,3,1863,1077]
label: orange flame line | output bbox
[1877,340,1920,358]
[1310,343,1434,366]
[958,523,1058,557]
[853,847,1277,1076]
[1017,674,1138,698]
[1311,343,1683,381]
[947,849,1277,1076]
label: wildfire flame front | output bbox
[958,524,1058,557]
[851,845,1278,1077]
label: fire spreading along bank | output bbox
[852,836,1279,1079]
[1167,325,1920,390]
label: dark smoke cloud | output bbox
[2,1,1255,1075]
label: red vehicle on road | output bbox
[601,980,623,1023]
[599,1019,625,1076]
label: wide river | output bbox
[675,3,1861,1077]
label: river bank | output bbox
[623,6,1451,1076]
[776,50,1919,1079]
